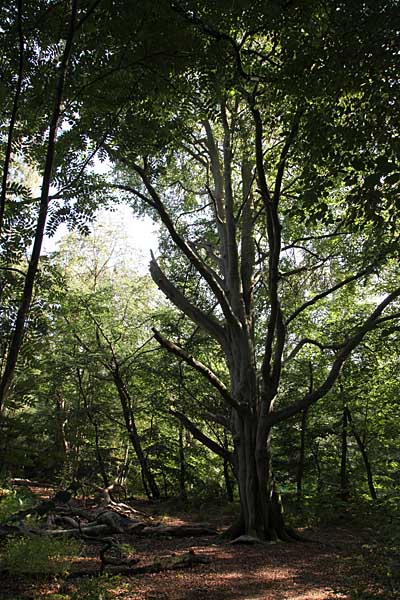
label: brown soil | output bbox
[0,491,394,600]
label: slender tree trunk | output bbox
[54,393,69,469]
[128,410,160,500]
[116,444,130,487]
[345,407,377,500]
[178,423,187,501]
[113,370,160,500]
[0,0,78,412]
[297,363,312,501]
[340,401,350,500]
[93,421,110,490]
[76,368,110,489]
[223,429,234,502]
[311,441,323,492]
[296,408,308,501]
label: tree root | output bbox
[220,519,314,544]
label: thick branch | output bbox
[76,0,102,30]
[251,105,285,393]
[374,311,400,327]
[187,240,225,291]
[269,287,400,426]
[270,307,285,392]
[273,113,301,205]
[262,118,300,391]
[280,253,337,278]
[170,409,233,463]
[284,337,344,363]
[171,2,250,81]
[240,159,255,322]
[203,120,225,224]
[0,266,26,278]
[110,183,155,208]
[152,328,241,413]
[132,163,240,329]
[202,411,230,429]
[221,102,242,319]
[150,254,226,346]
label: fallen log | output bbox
[140,524,217,537]
[8,478,30,487]
[2,508,145,540]
[56,506,98,521]
[58,504,151,524]
[63,549,211,581]
[54,515,80,529]
[6,489,73,524]
[106,549,211,574]
[95,510,139,533]
[46,524,111,538]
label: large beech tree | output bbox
[2,0,399,540]
[110,1,400,539]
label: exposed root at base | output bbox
[221,521,310,544]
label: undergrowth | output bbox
[0,486,35,523]
[0,536,81,576]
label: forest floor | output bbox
[0,487,397,600]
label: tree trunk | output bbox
[116,444,130,487]
[54,393,69,469]
[178,423,187,501]
[128,411,159,501]
[296,408,308,502]
[113,370,160,500]
[223,429,234,502]
[345,407,377,500]
[311,441,323,492]
[297,362,312,501]
[340,402,350,500]
[77,368,110,489]
[93,422,110,490]
[232,411,290,541]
